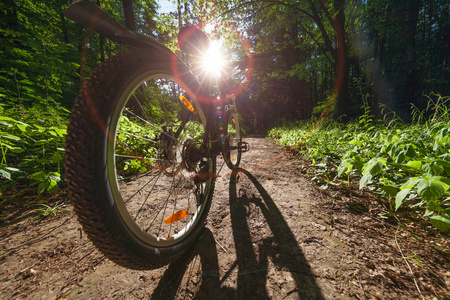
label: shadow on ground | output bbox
[151,168,324,299]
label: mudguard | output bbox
[65,0,170,54]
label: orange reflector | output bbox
[179,95,196,114]
[232,119,235,123]
[231,158,236,161]
[164,210,189,225]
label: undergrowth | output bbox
[0,104,68,195]
[268,94,450,232]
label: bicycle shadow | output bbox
[228,168,324,299]
[151,168,324,299]
[151,227,235,299]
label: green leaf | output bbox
[47,179,58,193]
[34,140,50,146]
[432,176,450,191]
[417,178,445,201]
[9,146,25,153]
[0,168,11,180]
[51,152,63,163]
[422,162,444,176]
[53,128,66,137]
[16,123,29,132]
[337,161,353,177]
[2,134,21,142]
[352,155,364,170]
[37,181,47,194]
[406,160,422,170]
[404,145,416,158]
[423,209,434,217]
[0,116,17,122]
[436,128,450,145]
[380,185,398,199]
[444,208,450,218]
[30,171,46,181]
[395,188,411,210]
[48,172,61,182]
[395,152,406,163]
[435,160,450,168]
[359,173,372,189]
[401,177,421,189]
[5,167,20,172]
[362,158,386,176]
[0,121,13,128]
[430,215,450,232]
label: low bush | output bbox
[268,95,450,232]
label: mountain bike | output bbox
[64,0,249,269]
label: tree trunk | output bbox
[177,0,182,29]
[333,0,350,119]
[60,11,69,44]
[122,0,136,31]
[402,0,421,110]
[2,0,18,29]
[97,0,105,62]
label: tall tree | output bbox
[97,0,106,62]
[214,0,353,119]
[215,0,449,123]
[122,0,136,31]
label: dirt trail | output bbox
[0,137,449,299]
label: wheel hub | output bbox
[181,139,201,172]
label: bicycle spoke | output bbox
[125,171,161,205]
[118,170,152,182]
[166,178,182,238]
[115,154,155,160]
[123,106,178,142]
[132,172,162,220]
[148,174,179,236]
[123,107,157,129]
[117,130,157,144]
[131,91,152,122]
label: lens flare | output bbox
[201,40,225,77]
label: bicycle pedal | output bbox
[238,141,250,153]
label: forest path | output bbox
[0,137,448,299]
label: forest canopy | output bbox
[1,0,448,124]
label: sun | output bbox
[201,40,226,77]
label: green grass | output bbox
[268,94,450,232]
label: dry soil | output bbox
[0,137,449,299]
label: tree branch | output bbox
[218,0,315,20]
[297,22,333,65]
[317,0,335,25]
[307,0,336,59]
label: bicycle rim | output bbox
[106,71,215,248]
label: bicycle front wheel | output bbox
[65,48,216,269]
